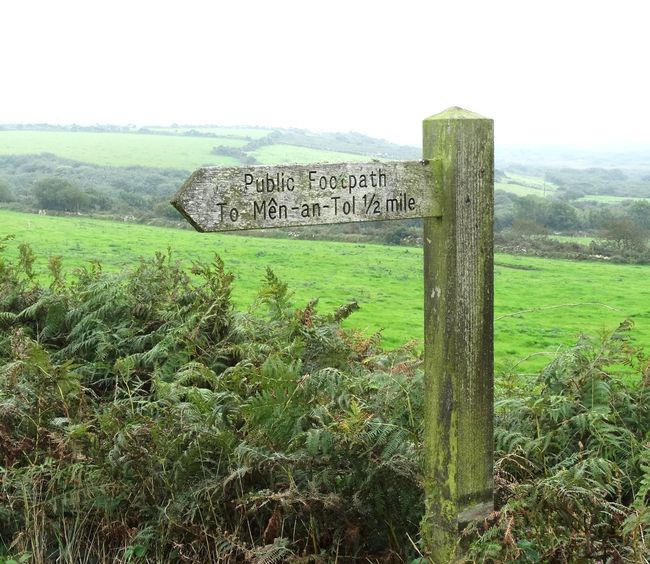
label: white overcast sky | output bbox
[2,0,648,147]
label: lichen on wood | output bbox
[421,107,494,562]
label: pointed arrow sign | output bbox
[171,160,441,232]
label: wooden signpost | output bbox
[172,107,494,562]
[172,160,441,231]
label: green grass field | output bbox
[0,130,374,170]
[0,130,245,170]
[495,172,557,197]
[505,172,557,190]
[494,182,547,197]
[2,209,648,374]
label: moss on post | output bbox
[421,107,494,562]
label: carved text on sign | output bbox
[171,161,440,232]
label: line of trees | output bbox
[0,154,187,223]
[493,191,650,261]
[497,192,650,236]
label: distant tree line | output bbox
[546,167,650,199]
[495,190,650,234]
[0,123,260,140]
[493,191,650,262]
[0,154,187,223]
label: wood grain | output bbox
[421,107,494,562]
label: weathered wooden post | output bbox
[421,108,494,561]
[171,107,494,561]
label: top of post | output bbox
[425,106,489,121]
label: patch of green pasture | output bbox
[0,210,420,351]
[495,182,547,197]
[496,172,557,198]
[493,254,650,373]
[251,145,371,164]
[1,209,648,374]
[505,172,557,191]
[0,130,244,169]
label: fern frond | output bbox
[252,538,293,564]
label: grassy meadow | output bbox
[0,130,376,171]
[494,182,545,197]
[0,130,244,169]
[495,172,558,197]
[1,208,648,374]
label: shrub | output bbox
[1,240,648,561]
[31,177,89,212]
[468,321,650,561]
[0,243,424,562]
